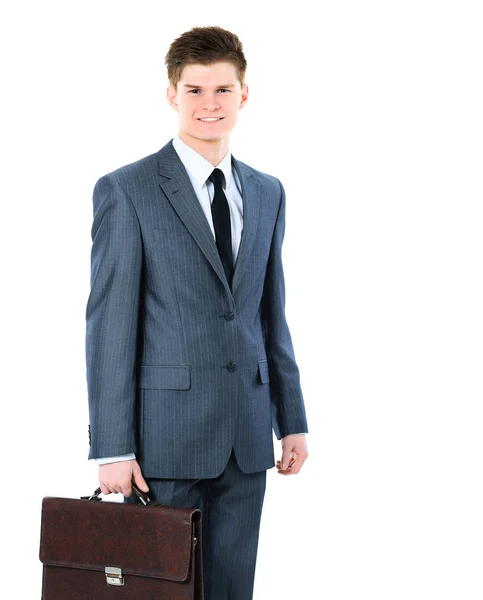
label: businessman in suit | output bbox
[85,26,309,600]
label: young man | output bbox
[85,26,309,600]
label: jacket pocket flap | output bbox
[137,365,191,390]
[258,359,270,384]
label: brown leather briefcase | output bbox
[39,484,203,599]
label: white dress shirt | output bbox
[94,135,302,465]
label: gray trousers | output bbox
[125,449,267,600]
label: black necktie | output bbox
[208,168,233,286]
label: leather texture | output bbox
[39,493,203,599]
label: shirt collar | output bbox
[172,134,233,190]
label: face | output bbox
[167,61,248,147]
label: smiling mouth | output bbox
[197,117,224,122]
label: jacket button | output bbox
[226,361,237,372]
[224,311,235,321]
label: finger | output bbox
[102,481,118,494]
[281,451,298,470]
[288,460,303,474]
[121,480,133,497]
[133,465,150,492]
[99,483,111,495]
[276,460,294,475]
[277,466,293,475]
[279,450,293,471]
[276,457,300,475]
[283,455,306,475]
[280,455,290,470]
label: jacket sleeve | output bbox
[85,174,143,459]
[261,179,309,440]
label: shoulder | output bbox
[234,158,283,196]
[95,150,160,197]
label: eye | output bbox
[188,88,230,94]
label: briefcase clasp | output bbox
[105,566,124,586]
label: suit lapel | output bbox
[156,140,262,300]
[230,155,262,295]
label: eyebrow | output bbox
[182,83,236,89]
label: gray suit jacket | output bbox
[86,139,308,478]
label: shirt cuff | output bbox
[93,453,136,465]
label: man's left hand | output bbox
[276,434,308,475]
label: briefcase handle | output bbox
[83,483,151,506]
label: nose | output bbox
[201,94,221,111]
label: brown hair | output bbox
[165,26,247,89]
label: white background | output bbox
[1,1,482,598]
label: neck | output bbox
[178,131,229,167]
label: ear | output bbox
[167,84,179,112]
[239,83,249,110]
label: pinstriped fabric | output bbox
[85,175,142,458]
[125,449,266,600]
[137,364,191,389]
[85,139,308,478]
[260,180,308,440]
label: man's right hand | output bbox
[98,459,149,497]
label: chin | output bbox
[182,126,230,142]
[197,132,226,142]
